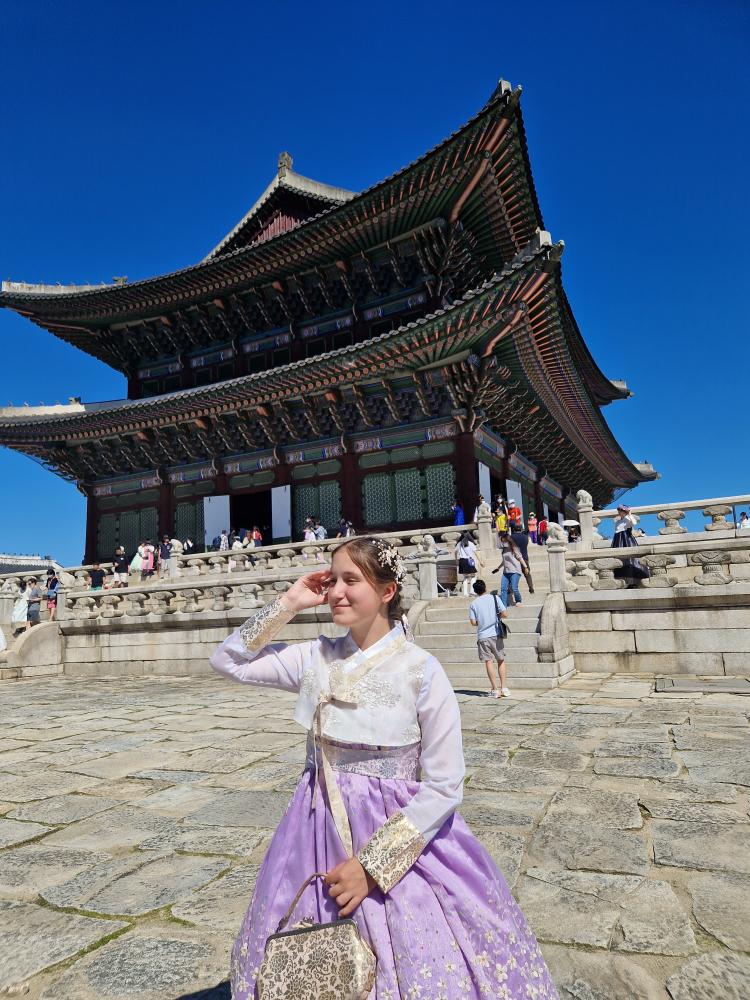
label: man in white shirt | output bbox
[469,579,510,698]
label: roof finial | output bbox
[277,151,293,178]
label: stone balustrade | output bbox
[575,490,750,548]
[550,532,750,594]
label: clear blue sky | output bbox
[1,0,747,565]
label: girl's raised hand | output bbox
[283,570,332,613]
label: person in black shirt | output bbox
[113,547,129,588]
[88,564,107,590]
[158,536,173,579]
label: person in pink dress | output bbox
[210,536,558,999]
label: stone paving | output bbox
[0,671,748,999]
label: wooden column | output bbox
[83,492,98,564]
[454,431,479,522]
[158,480,174,539]
[340,451,361,527]
[534,478,544,518]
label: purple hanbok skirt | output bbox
[230,744,558,999]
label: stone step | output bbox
[424,601,544,623]
[419,644,540,664]
[444,659,561,678]
[418,618,539,636]
[420,632,539,650]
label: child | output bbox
[210,536,558,999]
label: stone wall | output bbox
[566,587,750,676]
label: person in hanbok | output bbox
[210,536,558,1000]
[611,504,647,587]
[11,582,29,637]
[130,542,144,578]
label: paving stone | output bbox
[643,778,738,803]
[517,869,639,947]
[460,793,545,829]
[133,768,216,783]
[0,845,111,900]
[189,790,292,828]
[462,744,512,765]
[652,821,750,875]
[531,816,649,875]
[617,880,696,955]
[135,784,229,818]
[0,771,100,802]
[0,899,128,991]
[139,825,268,859]
[595,740,673,759]
[666,952,750,1000]
[593,756,680,778]
[59,749,191,779]
[468,764,567,793]
[0,817,52,848]
[541,943,666,1000]
[78,777,165,800]
[180,748,269,772]
[544,787,642,830]
[510,749,591,772]
[40,933,224,999]
[688,873,750,950]
[172,863,259,932]
[43,805,177,850]
[7,793,120,825]
[474,829,526,889]
[640,797,747,824]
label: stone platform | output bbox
[0,671,748,999]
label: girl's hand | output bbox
[283,570,332,613]
[324,858,376,917]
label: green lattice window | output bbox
[174,500,204,545]
[425,463,455,519]
[319,481,342,533]
[293,485,319,539]
[394,468,422,522]
[362,473,394,526]
[118,511,141,558]
[97,514,118,560]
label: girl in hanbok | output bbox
[210,536,558,1000]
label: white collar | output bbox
[343,623,404,665]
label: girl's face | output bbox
[327,548,395,628]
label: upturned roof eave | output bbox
[0,82,530,321]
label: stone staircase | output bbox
[414,544,559,689]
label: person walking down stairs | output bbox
[469,579,510,698]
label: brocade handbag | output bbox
[257,872,377,1000]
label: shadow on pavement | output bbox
[176,983,230,999]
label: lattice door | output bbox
[318,481,342,535]
[425,463,455,519]
[293,486,318,540]
[119,511,141,558]
[394,468,423,522]
[97,514,118,560]
[362,473,394,526]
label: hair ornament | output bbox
[369,538,406,582]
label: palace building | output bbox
[0,80,655,561]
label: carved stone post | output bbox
[703,506,734,532]
[592,558,626,591]
[415,534,438,601]
[690,551,733,586]
[476,502,494,558]
[56,590,70,622]
[576,490,594,547]
[657,509,686,535]
[546,523,568,594]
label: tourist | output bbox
[496,532,527,606]
[472,494,487,522]
[336,517,355,538]
[469,578,509,698]
[312,518,326,541]
[88,563,107,591]
[25,577,42,629]
[209,537,557,998]
[455,530,481,596]
[507,500,522,531]
[184,536,195,555]
[737,512,749,530]
[45,572,60,622]
[510,524,535,594]
[451,498,465,526]
[251,525,263,547]
[158,535,173,578]
[537,515,549,545]
[219,530,229,552]
[11,581,28,636]
[112,546,129,587]
[303,519,316,544]
[130,542,144,576]
[612,504,648,586]
[229,527,239,547]
[528,511,538,544]
[494,500,508,534]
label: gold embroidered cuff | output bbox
[238,597,295,652]
[357,810,427,893]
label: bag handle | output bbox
[276,872,327,933]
